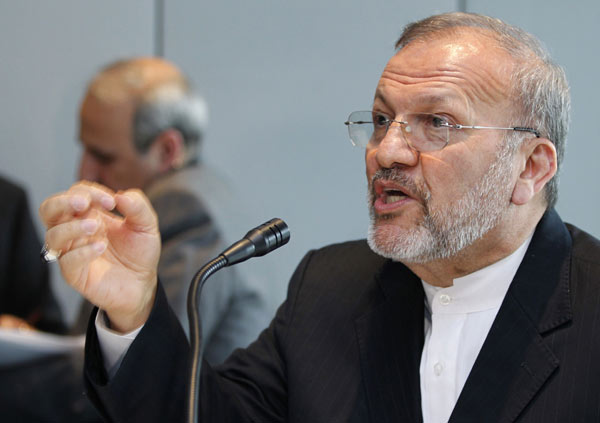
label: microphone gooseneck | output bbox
[186,218,290,423]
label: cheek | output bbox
[105,161,133,185]
[420,153,474,199]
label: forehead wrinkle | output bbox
[379,38,513,120]
[379,65,507,111]
[375,71,471,115]
[445,63,509,111]
[375,84,454,107]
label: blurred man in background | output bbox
[74,57,271,363]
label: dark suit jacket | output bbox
[0,175,64,333]
[0,177,98,421]
[84,209,600,422]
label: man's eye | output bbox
[431,115,449,128]
[373,114,389,127]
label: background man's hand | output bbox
[39,181,161,333]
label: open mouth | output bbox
[372,180,416,212]
[374,180,412,201]
[382,188,408,204]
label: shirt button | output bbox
[439,294,452,305]
[434,362,444,376]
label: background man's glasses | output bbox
[344,111,540,152]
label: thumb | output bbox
[115,189,158,233]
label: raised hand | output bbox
[40,181,161,332]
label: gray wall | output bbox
[0,1,597,322]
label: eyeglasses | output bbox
[344,111,540,152]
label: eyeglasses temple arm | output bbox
[450,124,540,138]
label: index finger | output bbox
[39,181,117,228]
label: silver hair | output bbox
[395,12,570,208]
[132,85,209,161]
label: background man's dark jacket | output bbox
[0,175,64,332]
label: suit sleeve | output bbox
[84,249,315,422]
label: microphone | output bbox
[221,218,290,265]
[186,218,290,423]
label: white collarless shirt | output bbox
[419,236,532,423]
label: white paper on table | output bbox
[0,328,85,365]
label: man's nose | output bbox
[374,124,419,169]
[78,152,99,182]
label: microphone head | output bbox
[220,218,290,266]
[244,218,290,257]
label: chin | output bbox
[367,214,438,264]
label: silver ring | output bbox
[40,244,61,264]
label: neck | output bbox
[405,205,546,287]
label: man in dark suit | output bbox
[0,175,65,333]
[39,12,600,422]
[0,175,101,421]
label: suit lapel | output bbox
[450,209,573,422]
[355,261,425,423]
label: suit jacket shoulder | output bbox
[215,239,424,423]
[285,239,388,317]
[451,211,600,422]
[567,222,600,265]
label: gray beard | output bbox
[367,142,516,264]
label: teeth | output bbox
[385,195,403,204]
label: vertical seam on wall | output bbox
[457,0,467,12]
[154,0,165,57]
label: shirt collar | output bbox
[422,235,533,315]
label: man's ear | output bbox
[151,129,186,173]
[511,138,557,205]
